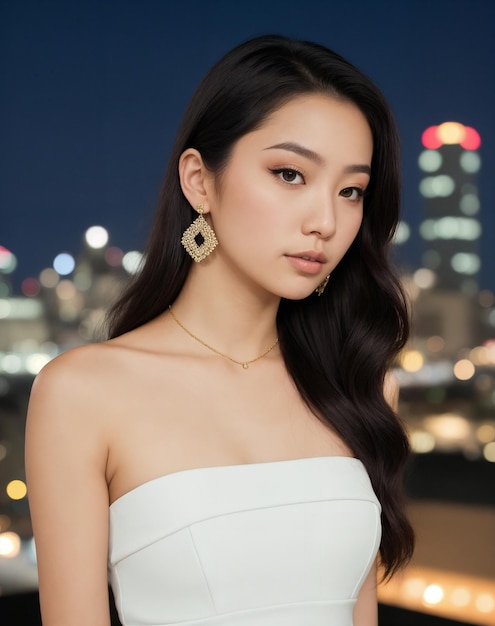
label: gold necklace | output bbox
[168,305,279,369]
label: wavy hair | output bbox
[106,35,414,578]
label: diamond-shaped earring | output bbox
[181,204,218,262]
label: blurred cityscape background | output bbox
[1,1,494,625]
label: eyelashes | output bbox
[340,187,367,201]
[269,167,305,185]
[269,167,368,202]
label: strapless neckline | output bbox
[109,455,363,509]
[108,453,380,626]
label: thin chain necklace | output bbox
[168,305,279,369]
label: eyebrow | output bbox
[264,142,371,176]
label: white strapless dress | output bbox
[108,456,381,626]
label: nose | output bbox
[301,194,337,240]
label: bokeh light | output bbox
[451,588,471,607]
[21,277,41,297]
[401,577,427,599]
[483,442,495,462]
[6,479,27,500]
[476,424,495,444]
[427,336,445,353]
[39,268,59,288]
[0,246,17,274]
[0,531,21,558]
[460,151,481,174]
[453,359,476,380]
[85,225,109,249]
[25,353,52,375]
[423,584,444,605]
[413,268,436,289]
[73,270,92,291]
[53,253,75,276]
[56,280,77,300]
[410,431,436,454]
[122,251,144,275]
[461,126,482,150]
[418,150,442,172]
[459,193,480,216]
[422,123,481,150]
[105,246,124,267]
[476,594,495,613]
[424,414,471,441]
[451,253,481,275]
[401,350,424,372]
[1,354,22,374]
[420,175,455,198]
[393,222,410,245]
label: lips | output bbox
[285,251,327,275]
[288,250,327,263]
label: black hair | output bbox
[106,34,414,578]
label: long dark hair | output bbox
[107,35,414,578]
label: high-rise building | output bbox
[418,122,482,294]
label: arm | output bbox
[353,561,378,626]
[383,369,400,412]
[25,348,111,626]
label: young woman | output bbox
[26,35,414,626]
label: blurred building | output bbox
[418,122,482,294]
[409,123,484,358]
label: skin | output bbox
[25,94,395,625]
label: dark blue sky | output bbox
[2,0,494,290]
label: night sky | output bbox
[2,0,494,290]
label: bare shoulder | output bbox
[27,319,177,433]
[26,337,146,449]
[25,341,127,625]
[30,334,146,403]
[383,370,400,411]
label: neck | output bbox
[169,261,280,358]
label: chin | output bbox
[277,287,318,301]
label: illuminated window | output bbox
[451,253,481,275]
[418,150,442,172]
[419,175,455,198]
[460,193,480,215]
[420,217,481,240]
[460,151,481,173]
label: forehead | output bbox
[237,93,373,163]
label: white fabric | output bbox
[108,456,381,626]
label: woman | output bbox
[26,35,414,626]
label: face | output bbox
[205,93,373,300]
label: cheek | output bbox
[217,170,288,234]
[340,211,363,248]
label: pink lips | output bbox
[285,251,327,275]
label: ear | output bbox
[178,148,215,212]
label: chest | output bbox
[105,359,351,502]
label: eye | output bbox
[340,187,365,201]
[270,168,305,185]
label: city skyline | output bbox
[2,1,495,290]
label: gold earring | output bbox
[315,274,330,296]
[181,204,218,262]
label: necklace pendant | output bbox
[242,363,249,369]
